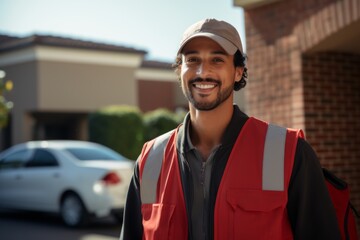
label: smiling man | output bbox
[180,36,242,112]
[120,19,341,240]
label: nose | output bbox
[196,62,211,78]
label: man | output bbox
[120,18,341,240]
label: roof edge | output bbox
[233,0,284,9]
[0,33,147,55]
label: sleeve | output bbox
[287,138,341,240]
[119,161,143,240]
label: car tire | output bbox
[60,193,89,227]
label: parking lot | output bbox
[0,209,121,240]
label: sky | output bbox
[0,0,245,62]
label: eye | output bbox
[185,56,199,64]
[213,57,224,63]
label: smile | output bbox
[193,83,217,89]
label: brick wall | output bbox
[303,52,360,206]
[242,0,360,230]
[244,0,304,128]
[245,0,360,127]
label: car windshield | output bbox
[65,147,126,161]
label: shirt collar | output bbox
[178,104,249,154]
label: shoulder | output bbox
[295,138,319,164]
[138,129,176,169]
[290,138,323,184]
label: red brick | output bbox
[244,0,360,221]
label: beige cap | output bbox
[177,18,243,55]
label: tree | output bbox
[0,70,13,128]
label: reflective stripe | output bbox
[262,124,287,191]
[140,130,173,204]
[141,123,287,202]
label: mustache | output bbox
[189,77,221,85]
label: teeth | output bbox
[194,84,215,89]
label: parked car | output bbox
[0,140,135,227]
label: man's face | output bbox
[179,37,243,111]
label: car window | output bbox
[26,149,59,167]
[0,149,30,169]
[66,147,126,161]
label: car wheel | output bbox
[60,193,88,227]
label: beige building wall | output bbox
[1,45,144,145]
[37,61,137,111]
[233,90,246,112]
[1,61,38,144]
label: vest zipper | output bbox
[201,161,206,186]
[201,161,207,239]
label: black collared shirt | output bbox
[120,105,341,240]
[182,115,220,240]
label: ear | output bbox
[175,55,183,78]
[234,66,244,83]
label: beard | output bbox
[183,77,233,111]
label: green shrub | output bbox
[143,108,181,142]
[88,105,144,160]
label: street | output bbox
[0,209,122,240]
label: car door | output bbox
[22,148,62,211]
[0,148,33,209]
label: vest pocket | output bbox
[141,203,175,240]
[226,189,288,240]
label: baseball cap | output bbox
[177,18,243,55]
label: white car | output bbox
[0,140,134,227]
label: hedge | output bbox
[88,106,187,160]
[88,105,144,160]
[143,108,181,142]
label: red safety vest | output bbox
[138,117,304,240]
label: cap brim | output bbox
[177,32,238,55]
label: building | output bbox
[235,0,360,228]
[0,33,246,149]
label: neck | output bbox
[188,101,234,159]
